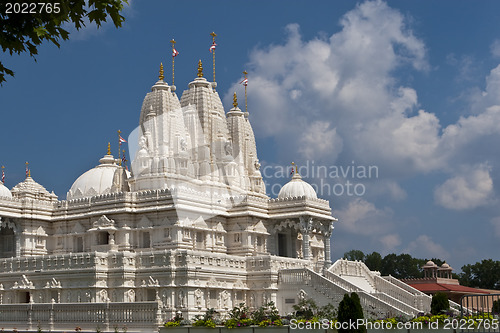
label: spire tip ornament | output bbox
[233,92,238,108]
[159,63,164,81]
[107,142,111,156]
[197,60,204,78]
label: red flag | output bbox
[25,164,29,177]
[172,48,179,57]
[209,41,217,53]
[240,78,248,86]
[119,135,127,143]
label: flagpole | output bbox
[243,70,248,113]
[171,39,176,86]
[1,165,4,184]
[210,32,217,82]
[118,130,122,165]
[122,149,127,170]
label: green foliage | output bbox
[317,302,337,320]
[292,298,337,321]
[293,298,317,320]
[364,252,382,272]
[337,292,366,333]
[344,249,365,261]
[459,259,500,289]
[251,301,280,324]
[164,321,180,327]
[192,308,219,327]
[430,292,449,315]
[0,0,128,84]
[492,300,500,314]
[229,303,250,320]
[224,318,253,328]
[381,253,425,278]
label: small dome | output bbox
[0,182,12,199]
[67,153,125,200]
[424,260,436,267]
[278,172,317,199]
[441,262,450,269]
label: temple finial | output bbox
[159,63,164,81]
[233,92,238,108]
[107,142,111,155]
[197,60,203,78]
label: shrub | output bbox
[431,292,449,315]
[337,292,366,333]
[492,300,500,314]
[293,299,317,320]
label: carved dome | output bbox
[67,153,129,200]
[278,172,317,199]
[0,182,12,198]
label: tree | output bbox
[381,253,425,279]
[343,249,365,262]
[364,252,382,272]
[337,293,366,333]
[431,292,449,315]
[0,0,128,84]
[459,259,500,289]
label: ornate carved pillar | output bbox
[299,217,312,260]
[323,222,334,269]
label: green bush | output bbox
[337,292,366,333]
[492,300,500,314]
[430,292,449,315]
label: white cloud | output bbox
[368,180,407,201]
[434,164,494,210]
[491,40,500,58]
[225,0,436,176]
[405,235,450,259]
[380,233,401,251]
[298,122,343,161]
[335,198,394,236]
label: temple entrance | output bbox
[0,225,15,258]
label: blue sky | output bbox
[2,0,500,270]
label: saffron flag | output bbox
[119,135,127,143]
[172,48,179,57]
[240,78,248,86]
[209,41,217,53]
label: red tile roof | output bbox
[408,283,490,294]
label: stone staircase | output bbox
[278,259,437,318]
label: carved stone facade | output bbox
[0,65,336,318]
